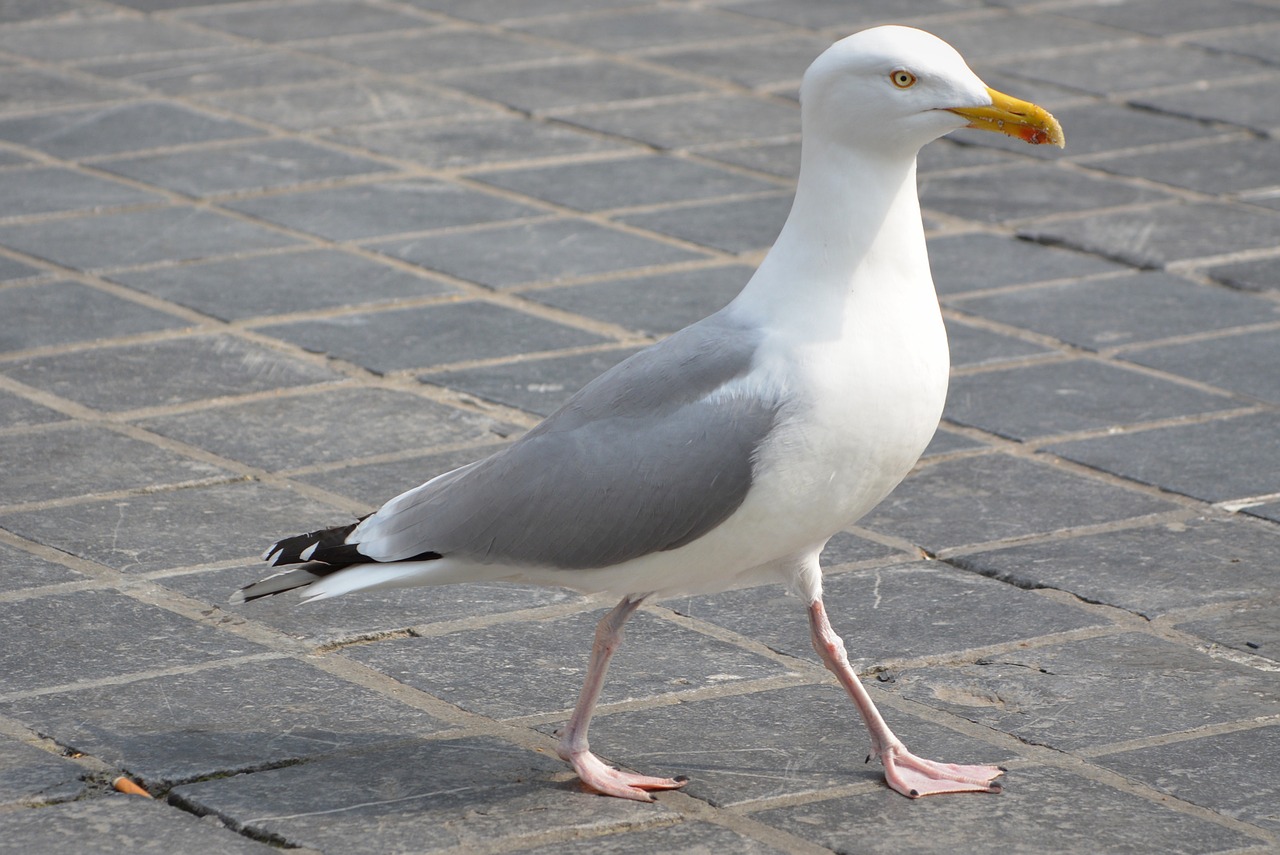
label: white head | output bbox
[800,26,1063,157]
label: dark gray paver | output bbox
[174,564,580,645]
[0,168,165,217]
[182,0,434,42]
[673,561,1102,667]
[0,101,264,158]
[1045,411,1280,504]
[97,139,394,198]
[1191,22,1280,64]
[292,442,512,507]
[927,14,1126,61]
[562,95,800,150]
[4,334,341,412]
[370,218,709,289]
[422,346,640,416]
[949,272,1279,350]
[0,541,85,593]
[107,248,460,321]
[1059,0,1280,36]
[551,683,1016,806]
[0,390,66,430]
[1099,725,1280,832]
[1136,77,1280,137]
[646,34,829,89]
[443,58,705,112]
[403,0,641,23]
[1121,329,1280,405]
[0,481,344,573]
[0,795,279,854]
[723,0,984,30]
[195,80,483,132]
[471,155,779,212]
[139,387,507,472]
[949,515,1280,619]
[752,763,1260,854]
[520,821,790,855]
[0,69,131,114]
[1178,601,1280,664]
[920,164,1170,224]
[944,320,1053,368]
[1207,255,1280,294]
[82,48,348,95]
[512,7,780,52]
[0,206,301,271]
[345,609,792,720]
[172,736,665,852]
[943,359,1237,441]
[699,138,802,179]
[895,633,1280,751]
[0,736,86,807]
[329,115,633,169]
[0,589,265,694]
[0,17,235,61]
[226,178,541,242]
[256,301,609,374]
[0,424,229,505]
[859,453,1179,552]
[928,232,1126,297]
[0,280,188,353]
[1087,138,1280,196]
[0,658,448,786]
[526,265,750,336]
[618,193,793,254]
[0,255,41,281]
[304,29,571,75]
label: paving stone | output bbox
[699,139,801,179]
[1087,138,1280,196]
[519,821,789,855]
[551,683,1016,806]
[1122,328,1280,405]
[646,34,829,89]
[171,563,581,644]
[0,17,235,61]
[1243,501,1280,526]
[920,164,1170,224]
[172,736,665,851]
[0,736,86,807]
[0,68,131,114]
[0,206,301,271]
[894,633,1280,752]
[525,265,751,335]
[370,219,709,289]
[1045,411,1280,504]
[943,320,1053,369]
[563,95,800,150]
[304,29,571,75]
[0,658,448,786]
[402,0,641,23]
[927,233,1125,297]
[107,248,460,321]
[1059,0,1280,36]
[859,453,1178,552]
[673,560,1102,668]
[197,79,483,132]
[0,390,66,431]
[723,0,984,30]
[0,589,265,694]
[0,101,264,159]
[1207,255,1280,294]
[0,542,85,594]
[948,272,1278,349]
[1181,598,1280,663]
[918,137,1019,173]
[0,255,41,282]
[923,426,989,457]
[929,14,1126,63]
[0,481,345,573]
[0,281,188,354]
[1100,725,1280,832]
[140,387,506,472]
[293,441,512,507]
[5,334,341,412]
[1001,41,1274,98]
[472,155,779,212]
[950,516,1280,619]
[443,58,704,112]
[82,48,348,95]
[182,0,434,42]
[1190,23,1280,65]
[328,114,633,170]
[0,167,165,217]
[258,301,607,374]
[618,193,792,254]
[515,7,779,52]
[1135,75,1280,136]
[423,346,641,416]
[944,359,1237,441]
[751,763,1260,854]
[0,0,87,22]
[97,139,394,198]
[225,178,541,242]
[0,795,278,854]
[345,609,792,720]
[0,425,229,505]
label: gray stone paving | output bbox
[0,0,1277,852]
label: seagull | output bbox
[234,25,1063,801]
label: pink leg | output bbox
[808,598,1004,798]
[556,596,689,801]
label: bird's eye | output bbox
[891,70,917,89]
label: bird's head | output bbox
[800,25,1063,157]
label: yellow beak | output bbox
[948,87,1065,148]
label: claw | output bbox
[566,750,688,801]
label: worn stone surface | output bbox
[0,736,87,807]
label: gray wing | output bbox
[352,312,779,570]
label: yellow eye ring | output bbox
[891,69,917,89]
